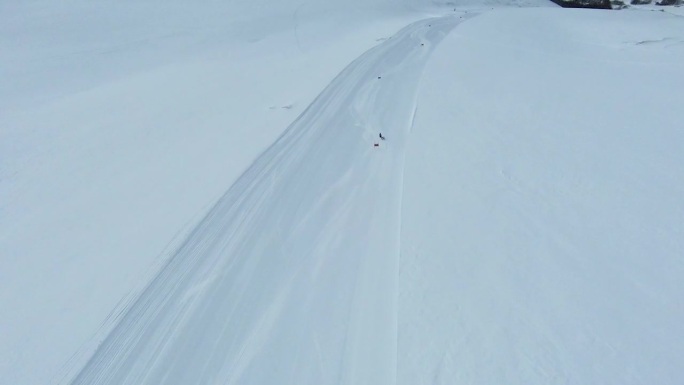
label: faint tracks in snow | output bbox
[293,2,308,53]
[68,14,464,385]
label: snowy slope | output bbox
[68,15,468,385]
[399,8,684,384]
[1,2,442,383]
[2,1,683,385]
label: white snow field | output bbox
[399,8,684,384]
[2,1,683,385]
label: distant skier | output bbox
[379,132,385,140]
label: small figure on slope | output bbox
[379,132,385,140]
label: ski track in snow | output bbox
[69,15,465,385]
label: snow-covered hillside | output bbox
[1,1,682,384]
[400,8,684,383]
[1,2,437,382]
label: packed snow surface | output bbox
[1,1,683,384]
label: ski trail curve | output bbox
[70,16,460,385]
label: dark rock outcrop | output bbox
[550,0,613,8]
